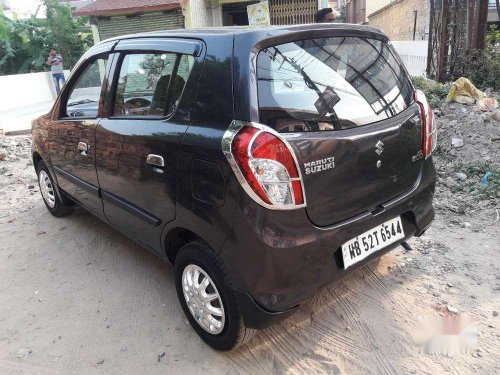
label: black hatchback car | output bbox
[32,24,436,350]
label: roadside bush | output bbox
[452,49,500,91]
[451,26,500,91]
[411,76,450,107]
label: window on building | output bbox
[113,53,194,118]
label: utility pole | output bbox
[413,10,417,40]
[426,0,435,77]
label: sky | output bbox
[4,0,44,16]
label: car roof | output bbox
[103,23,386,43]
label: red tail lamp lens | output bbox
[231,126,305,207]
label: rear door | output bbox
[49,47,113,215]
[96,38,203,252]
[256,35,422,226]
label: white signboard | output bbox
[247,2,270,26]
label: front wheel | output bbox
[174,241,255,351]
[37,160,73,217]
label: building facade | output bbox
[73,0,358,42]
[344,0,390,24]
[73,0,184,42]
[368,0,430,40]
[185,0,322,28]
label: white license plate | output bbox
[342,216,405,269]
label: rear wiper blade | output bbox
[271,47,341,128]
[67,99,97,107]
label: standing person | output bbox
[314,8,336,23]
[46,48,65,95]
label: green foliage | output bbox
[0,6,8,40]
[450,161,500,198]
[411,76,450,107]
[451,26,500,91]
[0,1,93,76]
[43,0,92,70]
[485,24,500,53]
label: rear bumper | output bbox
[234,289,299,329]
[220,158,436,326]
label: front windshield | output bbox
[257,36,414,132]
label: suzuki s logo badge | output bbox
[375,140,384,155]
[304,156,335,175]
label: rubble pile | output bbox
[432,100,500,220]
[0,135,38,217]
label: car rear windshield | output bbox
[257,37,414,132]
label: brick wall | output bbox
[368,0,430,41]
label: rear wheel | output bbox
[174,241,255,351]
[37,160,73,217]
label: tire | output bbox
[174,241,255,351]
[36,160,73,217]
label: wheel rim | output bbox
[39,170,56,208]
[182,264,225,335]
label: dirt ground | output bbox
[0,101,499,374]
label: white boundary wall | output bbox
[391,41,428,77]
[0,70,70,112]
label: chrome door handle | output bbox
[78,142,90,155]
[146,154,165,173]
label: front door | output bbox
[49,53,111,215]
[96,39,202,252]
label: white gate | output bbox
[391,41,428,77]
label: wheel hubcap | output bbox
[39,170,56,208]
[182,264,225,335]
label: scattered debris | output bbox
[158,352,166,362]
[480,172,492,187]
[492,111,500,122]
[451,138,464,148]
[447,77,498,109]
[16,348,33,359]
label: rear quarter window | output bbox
[257,37,414,132]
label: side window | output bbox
[113,53,194,118]
[65,56,109,118]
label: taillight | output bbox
[414,90,437,159]
[222,121,306,209]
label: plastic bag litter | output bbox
[480,172,492,187]
[446,77,498,110]
[477,97,499,111]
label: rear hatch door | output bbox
[256,34,423,226]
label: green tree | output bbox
[0,2,92,76]
[43,0,92,70]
